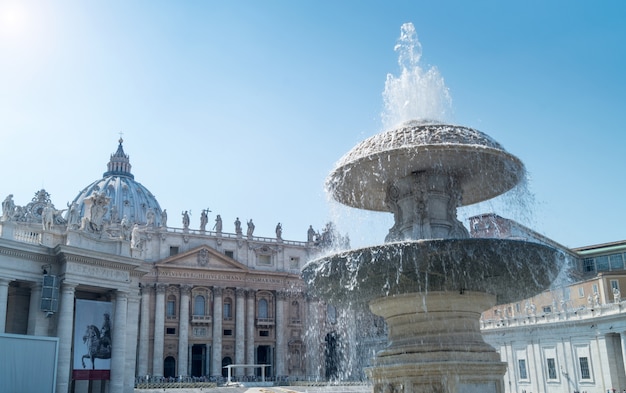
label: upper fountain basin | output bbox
[302,238,566,306]
[326,120,525,211]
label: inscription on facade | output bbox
[156,270,286,285]
[66,263,129,281]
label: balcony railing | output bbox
[191,315,212,324]
[256,318,275,326]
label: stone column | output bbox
[0,277,12,333]
[246,289,256,377]
[211,287,223,378]
[275,291,287,377]
[27,281,49,336]
[235,288,246,377]
[124,291,140,393]
[55,281,77,393]
[152,283,167,377]
[110,290,128,392]
[178,284,191,377]
[137,285,151,377]
[205,345,211,376]
[620,332,626,384]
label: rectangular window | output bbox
[542,306,552,313]
[547,358,557,379]
[592,284,598,294]
[515,303,521,313]
[562,288,571,301]
[610,254,624,270]
[579,357,590,379]
[223,329,233,336]
[167,300,176,317]
[258,255,271,265]
[225,250,234,258]
[578,287,585,298]
[169,246,179,256]
[223,303,232,319]
[259,330,269,337]
[193,327,207,337]
[518,359,528,379]
[290,256,300,268]
[595,256,609,271]
[610,279,620,291]
[166,327,176,335]
[582,258,595,272]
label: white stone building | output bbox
[476,214,626,393]
[0,139,337,393]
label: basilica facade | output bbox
[0,140,335,393]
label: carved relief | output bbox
[197,248,209,266]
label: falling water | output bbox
[303,21,566,392]
[381,22,452,130]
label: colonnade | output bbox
[0,277,312,390]
[0,274,141,393]
[137,283,290,379]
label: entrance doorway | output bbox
[164,356,176,378]
[325,332,339,380]
[191,344,206,377]
[256,345,272,377]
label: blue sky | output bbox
[1,1,624,248]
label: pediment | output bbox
[157,246,247,271]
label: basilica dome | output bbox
[67,139,164,228]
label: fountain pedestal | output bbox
[367,291,506,393]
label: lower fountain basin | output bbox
[302,238,566,306]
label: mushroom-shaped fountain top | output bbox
[326,120,524,212]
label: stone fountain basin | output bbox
[326,121,525,211]
[302,238,565,306]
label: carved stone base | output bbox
[367,291,506,393]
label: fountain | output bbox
[302,24,564,393]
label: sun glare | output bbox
[0,2,29,39]
[0,1,56,70]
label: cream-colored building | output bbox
[0,139,336,393]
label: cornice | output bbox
[0,244,56,264]
[58,252,140,272]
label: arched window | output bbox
[221,356,232,378]
[258,299,268,319]
[166,295,176,318]
[164,356,176,378]
[194,295,205,316]
[223,297,232,320]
